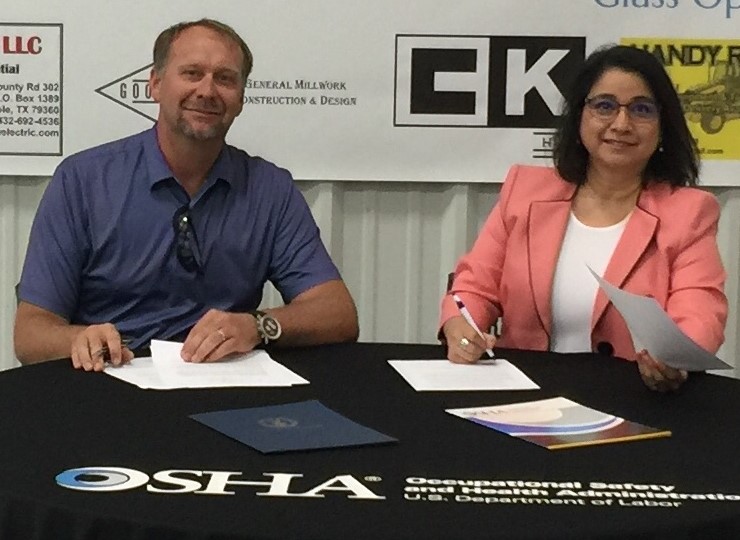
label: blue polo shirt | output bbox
[19,128,340,348]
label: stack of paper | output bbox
[104,339,308,389]
[388,359,539,391]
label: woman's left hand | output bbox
[635,349,688,392]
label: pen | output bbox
[93,336,133,360]
[452,294,495,359]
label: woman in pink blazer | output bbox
[440,45,727,392]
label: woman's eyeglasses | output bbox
[172,205,202,273]
[584,94,660,123]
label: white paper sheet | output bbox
[104,340,309,389]
[588,268,730,371]
[103,357,168,390]
[387,359,540,391]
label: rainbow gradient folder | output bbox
[447,397,671,450]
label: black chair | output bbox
[446,272,455,292]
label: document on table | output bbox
[190,400,397,453]
[104,339,308,389]
[588,267,731,371]
[387,359,539,391]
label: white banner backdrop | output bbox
[1,0,739,184]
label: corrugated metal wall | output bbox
[1,177,738,377]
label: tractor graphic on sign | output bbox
[679,57,740,135]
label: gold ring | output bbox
[217,328,227,343]
[459,337,470,348]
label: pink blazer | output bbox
[440,165,727,361]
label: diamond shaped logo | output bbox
[95,64,157,122]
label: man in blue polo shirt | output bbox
[14,18,358,370]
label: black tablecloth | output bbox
[1,343,739,540]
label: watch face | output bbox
[261,315,282,340]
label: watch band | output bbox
[249,310,282,344]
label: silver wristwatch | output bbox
[250,310,282,344]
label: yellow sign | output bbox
[622,38,740,161]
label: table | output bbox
[1,343,739,540]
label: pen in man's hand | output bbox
[452,294,495,359]
[93,336,133,361]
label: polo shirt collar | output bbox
[143,126,237,190]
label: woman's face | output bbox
[579,68,661,178]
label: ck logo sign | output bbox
[394,35,585,128]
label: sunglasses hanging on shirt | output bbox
[172,205,203,273]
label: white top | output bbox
[550,212,629,353]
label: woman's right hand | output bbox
[442,316,497,364]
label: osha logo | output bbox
[56,467,148,492]
[56,467,385,499]
[394,35,585,128]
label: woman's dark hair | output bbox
[553,44,699,187]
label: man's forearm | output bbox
[267,280,359,347]
[14,302,84,364]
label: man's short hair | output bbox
[152,18,253,86]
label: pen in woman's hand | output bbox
[452,295,495,359]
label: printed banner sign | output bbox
[1,1,739,184]
[0,23,62,156]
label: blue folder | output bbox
[190,400,397,453]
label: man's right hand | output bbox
[71,323,134,371]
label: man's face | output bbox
[150,25,244,142]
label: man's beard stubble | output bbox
[176,116,224,141]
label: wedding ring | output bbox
[216,328,227,343]
[459,337,470,348]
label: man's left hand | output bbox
[181,309,261,363]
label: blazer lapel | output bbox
[528,199,572,338]
[591,202,658,330]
